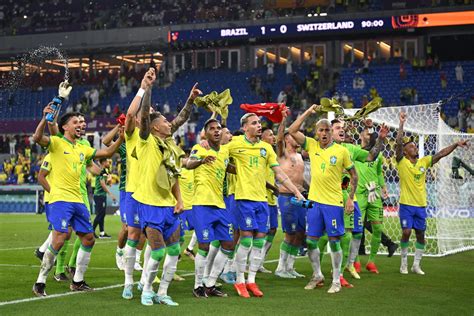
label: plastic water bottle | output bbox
[290,197,314,209]
[45,96,64,122]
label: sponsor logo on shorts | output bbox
[61,219,67,229]
[134,214,140,224]
[291,223,296,231]
[202,229,210,240]
[402,219,407,227]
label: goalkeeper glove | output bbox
[365,181,380,203]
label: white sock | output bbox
[203,243,219,279]
[330,250,342,285]
[414,248,424,266]
[223,257,233,274]
[247,246,264,284]
[401,247,408,266]
[286,254,296,272]
[158,255,178,297]
[73,247,92,282]
[276,245,289,272]
[124,244,137,285]
[348,238,362,266]
[140,244,152,285]
[39,232,53,253]
[136,249,142,264]
[187,232,197,251]
[235,244,251,284]
[36,247,57,283]
[143,257,159,292]
[207,249,229,287]
[116,246,124,256]
[308,247,322,277]
[194,252,208,289]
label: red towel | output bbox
[116,113,126,126]
[240,103,288,123]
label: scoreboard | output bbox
[168,11,474,43]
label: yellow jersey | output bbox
[226,158,237,196]
[125,128,140,193]
[227,135,279,202]
[40,154,52,203]
[179,167,195,210]
[47,135,96,204]
[190,144,229,209]
[266,166,277,206]
[396,156,432,207]
[132,134,176,207]
[304,137,353,206]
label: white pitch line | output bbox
[0,283,125,307]
[0,264,193,274]
[0,257,305,306]
[0,240,118,251]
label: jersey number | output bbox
[249,156,259,168]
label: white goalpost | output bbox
[344,103,474,257]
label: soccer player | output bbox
[187,119,235,298]
[37,153,71,282]
[288,105,358,294]
[229,113,304,298]
[92,158,116,238]
[274,110,307,279]
[132,85,185,306]
[330,119,387,283]
[32,100,124,296]
[259,127,279,274]
[395,112,469,275]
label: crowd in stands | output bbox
[1,0,472,36]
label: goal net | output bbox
[344,103,474,257]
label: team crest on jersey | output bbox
[245,217,253,227]
[202,229,210,240]
[61,219,67,229]
[330,156,337,165]
[191,149,198,155]
[79,153,85,162]
[260,148,267,158]
[419,167,426,173]
[224,158,229,167]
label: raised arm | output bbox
[33,105,54,147]
[432,140,469,165]
[276,109,288,158]
[126,68,155,135]
[272,165,305,200]
[395,111,407,162]
[366,123,389,162]
[102,124,120,146]
[288,104,320,146]
[139,87,152,140]
[170,82,202,134]
[95,129,124,159]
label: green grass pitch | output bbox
[0,214,473,315]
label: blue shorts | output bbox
[119,190,127,224]
[138,203,180,241]
[192,205,234,243]
[278,195,307,234]
[179,209,194,231]
[224,194,238,227]
[353,201,363,234]
[235,200,269,233]
[124,192,140,229]
[307,201,344,238]
[48,201,93,234]
[399,204,427,231]
[268,205,279,230]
